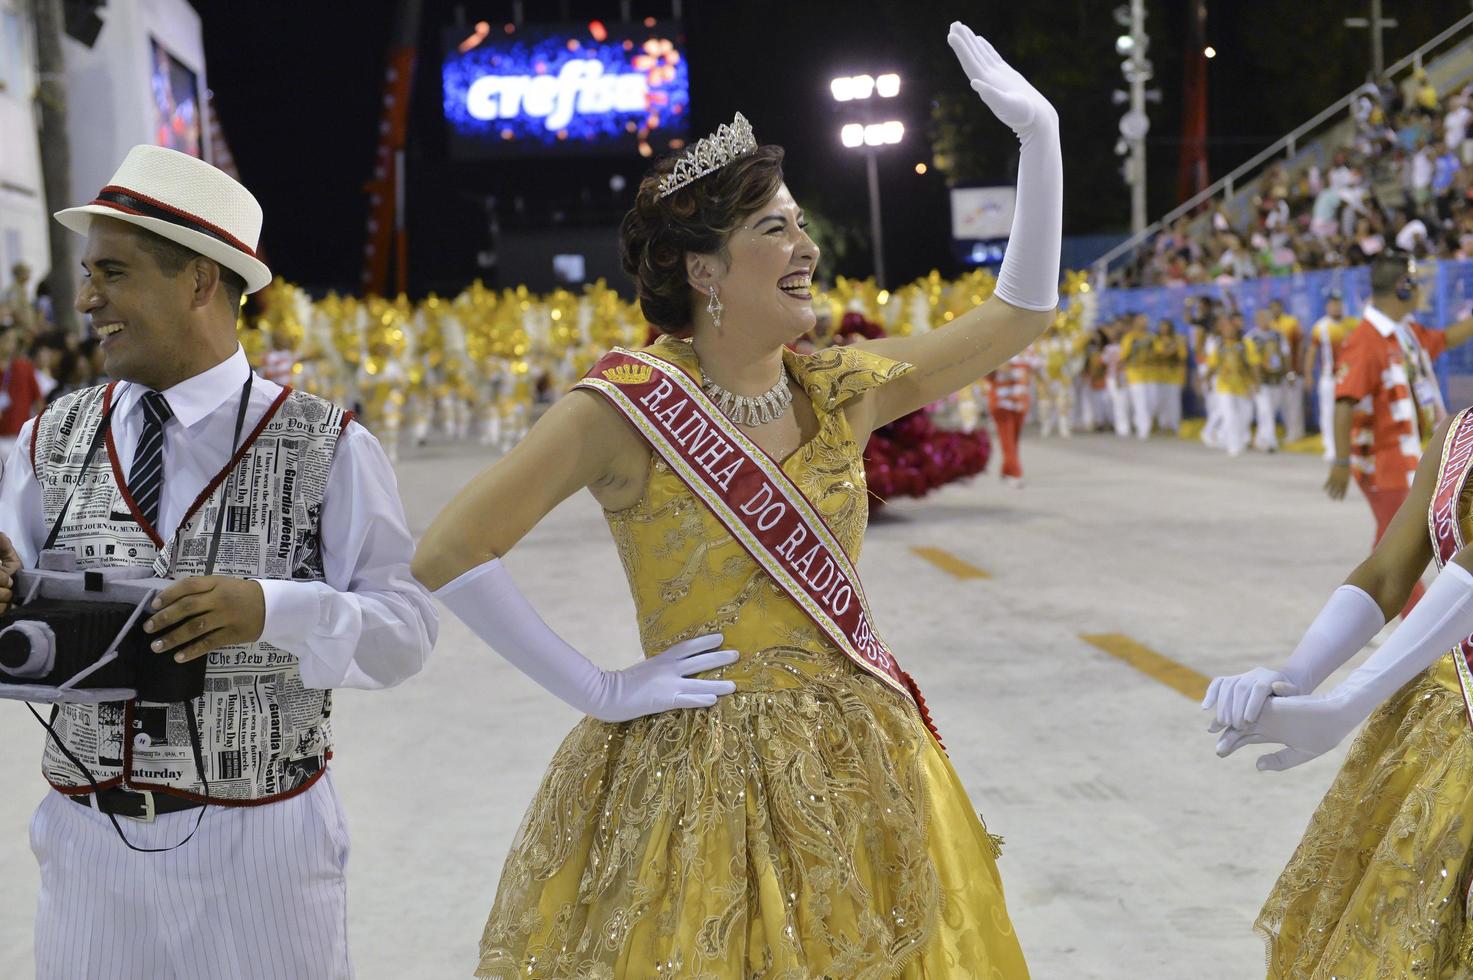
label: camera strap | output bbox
[42,376,253,559]
[198,375,253,579]
[29,701,211,852]
[40,398,119,553]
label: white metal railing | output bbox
[1091,10,1473,288]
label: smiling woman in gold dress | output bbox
[413,22,1061,979]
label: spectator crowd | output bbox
[0,261,109,457]
[1124,68,1473,288]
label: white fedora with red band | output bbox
[54,145,272,294]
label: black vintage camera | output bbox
[0,549,205,704]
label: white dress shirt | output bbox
[0,345,437,689]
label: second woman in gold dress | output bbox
[1208,257,1473,976]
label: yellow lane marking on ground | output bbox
[1280,433,1325,456]
[1080,633,1209,701]
[910,547,991,580]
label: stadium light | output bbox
[833,71,904,287]
[831,73,899,102]
[861,122,904,146]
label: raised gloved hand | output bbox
[946,22,1056,136]
[1202,584,1385,731]
[434,558,739,723]
[946,22,1060,312]
[1218,562,1473,771]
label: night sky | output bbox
[184,0,1473,296]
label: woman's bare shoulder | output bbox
[559,387,654,511]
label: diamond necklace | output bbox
[701,369,793,426]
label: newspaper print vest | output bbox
[30,382,349,803]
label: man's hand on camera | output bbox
[0,532,22,614]
[142,576,266,663]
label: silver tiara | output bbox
[656,112,758,199]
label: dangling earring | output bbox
[706,286,724,329]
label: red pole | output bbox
[1177,1,1209,202]
[363,5,421,296]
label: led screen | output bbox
[443,20,690,158]
[150,37,201,158]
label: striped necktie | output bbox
[129,390,173,530]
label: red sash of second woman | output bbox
[1428,406,1473,734]
[576,347,943,745]
[1424,405,1473,915]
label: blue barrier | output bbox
[1088,259,1473,412]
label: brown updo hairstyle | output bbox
[619,143,786,334]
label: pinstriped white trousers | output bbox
[30,771,352,980]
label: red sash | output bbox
[576,347,942,744]
[1428,406,1473,733]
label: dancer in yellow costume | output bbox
[1119,314,1155,439]
[413,23,1059,979]
[1207,312,1258,457]
[1206,406,1473,976]
[1151,318,1188,434]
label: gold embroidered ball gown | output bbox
[1254,475,1473,978]
[476,336,1028,979]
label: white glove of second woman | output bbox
[1202,583,1385,731]
[1218,562,1473,770]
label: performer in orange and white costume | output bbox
[1327,250,1473,618]
[1304,290,1356,462]
[989,347,1035,486]
[414,23,1058,978]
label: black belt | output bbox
[67,787,204,821]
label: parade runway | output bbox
[0,428,1383,978]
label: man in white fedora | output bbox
[0,145,437,978]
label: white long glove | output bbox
[435,559,738,723]
[1218,561,1473,770]
[947,22,1061,312]
[1202,584,1385,731]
